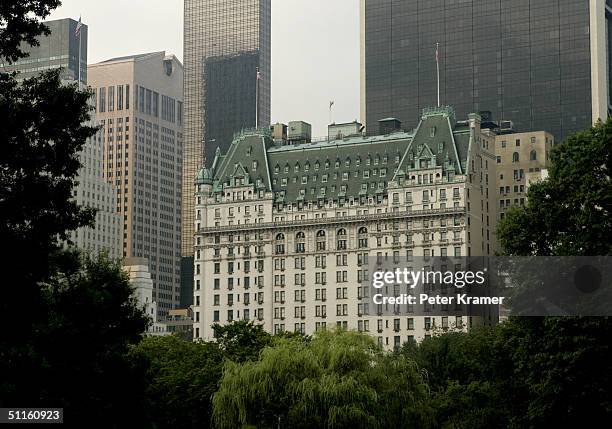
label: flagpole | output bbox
[255,67,259,129]
[436,42,440,107]
[78,30,81,88]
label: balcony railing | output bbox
[196,207,466,235]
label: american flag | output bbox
[75,17,83,38]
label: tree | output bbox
[212,330,433,429]
[400,328,523,429]
[490,118,612,426]
[0,0,61,63]
[212,320,272,362]
[0,1,101,414]
[497,117,612,256]
[3,250,150,427]
[129,336,225,429]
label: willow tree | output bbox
[212,330,433,429]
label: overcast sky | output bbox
[49,0,360,137]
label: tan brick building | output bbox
[494,131,553,219]
[88,52,183,317]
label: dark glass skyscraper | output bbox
[4,18,87,85]
[182,0,271,305]
[361,0,610,141]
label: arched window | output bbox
[530,150,537,161]
[358,227,368,248]
[512,152,519,163]
[295,232,305,253]
[336,228,347,250]
[316,230,326,251]
[275,233,285,255]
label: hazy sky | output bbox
[49,0,360,136]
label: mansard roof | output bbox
[208,107,475,202]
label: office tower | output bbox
[182,0,272,306]
[4,18,87,85]
[88,52,184,317]
[361,0,609,142]
[5,18,122,258]
[192,107,498,348]
[494,131,554,219]
[67,121,123,259]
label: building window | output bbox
[117,85,123,110]
[336,228,347,250]
[530,150,537,161]
[108,86,114,111]
[512,152,519,163]
[358,227,368,248]
[99,87,106,113]
[295,232,306,253]
[275,233,285,255]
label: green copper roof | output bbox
[207,109,475,203]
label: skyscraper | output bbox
[88,52,184,317]
[182,0,271,306]
[5,18,122,259]
[361,0,610,142]
[4,18,87,85]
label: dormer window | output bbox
[295,163,300,173]
[430,126,437,137]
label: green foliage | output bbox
[212,320,272,362]
[403,318,612,428]
[402,328,521,428]
[2,250,149,426]
[212,330,433,429]
[0,3,101,415]
[0,67,98,359]
[498,117,612,256]
[129,336,225,429]
[0,0,61,63]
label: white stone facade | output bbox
[193,108,498,349]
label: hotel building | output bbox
[192,107,498,349]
